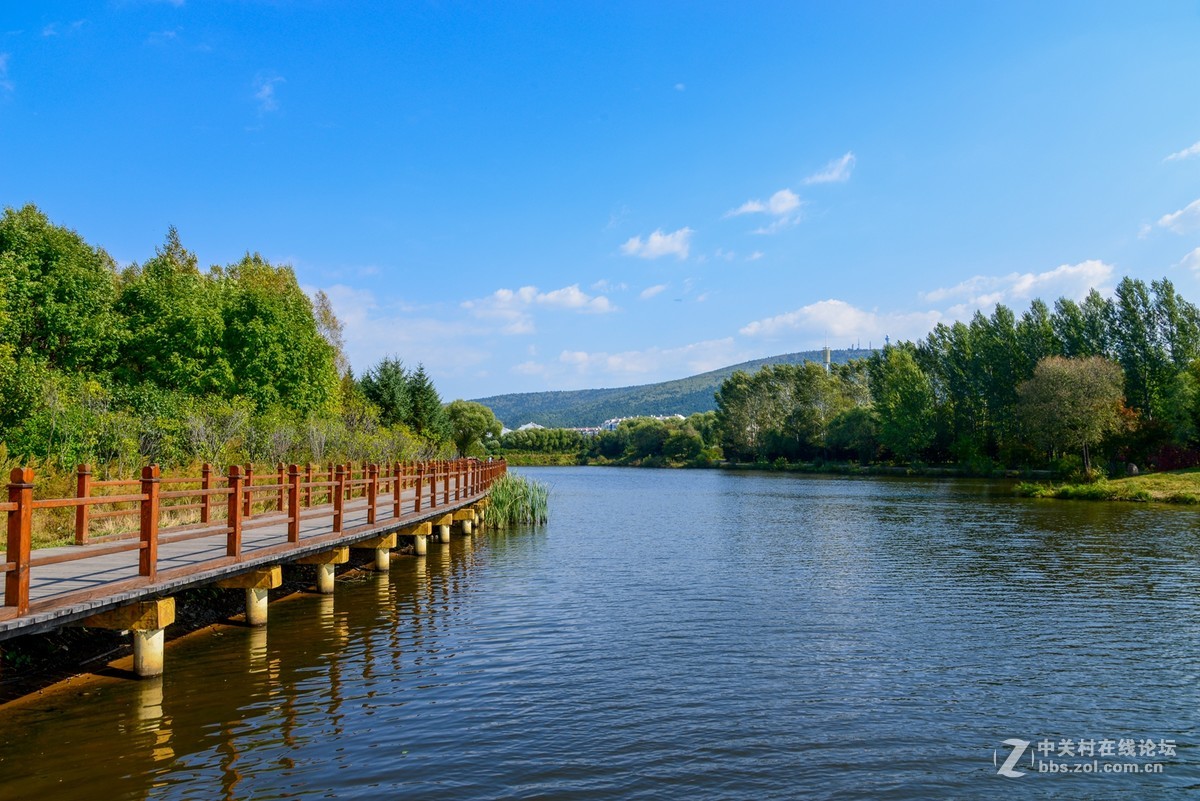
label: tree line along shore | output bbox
[0,205,532,546]
[491,275,1200,502]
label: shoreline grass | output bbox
[1014,468,1200,505]
[481,473,549,528]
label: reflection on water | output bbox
[0,467,1197,800]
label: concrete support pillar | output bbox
[414,534,427,555]
[83,598,175,679]
[297,547,350,595]
[315,563,336,594]
[246,588,269,626]
[353,534,397,572]
[217,566,283,627]
[399,521,432,556]
[133,629,166,677]
[454,509,476,537]
[434,514,453,543]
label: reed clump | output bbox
[481,473,548,528]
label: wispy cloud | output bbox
[1180,247,1200,272]
[306,283,491,383]
[920,260,1114,314]
[1165,141,1200,162]
[555,337,744,380]
[43,20,85,37]
[146,28,180,46]
[746,251,764,262]
[590,279,627,292]
[726,188,800,218]
[1157,199,1200,234]
[0,53,11,95]
[740,261,1114,348]
[639,284,668,300]
[254,73,285,113]
[804,152,856,185]
[621,227,693,260]
[674,82,686,91]
[726,188,803,234]
[462,283,616,335]
[740,299,941,343]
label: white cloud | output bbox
[305,283,491,382]
[591,279,627,292]
[639,284,668,300]
[803,152,856,184]
[254,73,285,113]
[746,251,765,261]
[1179,247,1200,272]
[727,188,801,218]
[621,227,693,260]
[42,23,57,36]
[1157,199,1200,234]
[555,337,744,379]
[740,299,941,344]
[674,82,686,91]
[1165,141,1200,162]
[462,283,616,334]
[0,53,12,94]
[920,260,1114,311]
[512,361,546,375]
[726,188,804,234]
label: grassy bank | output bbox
[1015,468,1200,504]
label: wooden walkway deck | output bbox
[0,459,504,640]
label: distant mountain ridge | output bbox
[472,348,870,429]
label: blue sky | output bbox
[3,2,1200,401]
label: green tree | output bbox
[1017,356,1125,473]
[0,204,122,373]
[116,227,230,396]
[360,357,411,429]
[220,254,338,415]
[446,400,501,456]
[406,364,449,439]
[870,347,935,462]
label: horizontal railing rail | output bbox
[1,458,508,617]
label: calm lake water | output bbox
[1,467,1198,799]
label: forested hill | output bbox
[473,349,868,428]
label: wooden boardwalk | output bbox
[0,459,504,640]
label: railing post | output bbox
[75,463,91,545]
[288,464,301,543]
[393,461,402,519]
[139,465,161,579]
[443,460,450,505]
[304,463,313,508]
[429,461,437,508]
[367,463,378,525]
[227,465,244,557]
[277,462,286,512]
[414,462,423,513]
[201,462,212,524]
[333,465,346,533]
[6,467,33,615]
[243,462,254,518]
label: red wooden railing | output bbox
[0,458,507,617]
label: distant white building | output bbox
[600,414,685,431]
[517,422,546,431]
